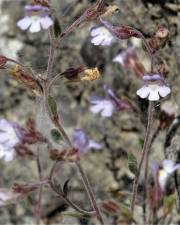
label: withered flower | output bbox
[8,65,42,93]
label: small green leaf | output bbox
[54,18,61,38]
[51,129,62,142]
[139,138,144,148]
[128,153,138,175]
[48,95,57,115]
[164,194,176,213]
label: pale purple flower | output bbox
[17,5,53,33]
[90,26,115,46]
[90,96,116,117]
[72,129,102,154]
[113,46,137,67]
[152,160,180,192]
[136,74,171,101]
[159,160,180,191]
[160,101,178,117]
[90,86,133,117]
[0,119,22,162]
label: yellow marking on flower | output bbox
[80,67,100,81]
[159,169,167,178]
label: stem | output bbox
[130,102,154,215]
[76,161,104,225]
[47,72,63,91]
[6,57,25,67]
[48,161,95,216]
[36,147,43,225]
[130,28,154,73]
[47,29,56,79]
[43,85,104,224]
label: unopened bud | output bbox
[0,56,7,68]
[155,27,169,39]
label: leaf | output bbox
[54,18,61,38]
[51,129,62,142]
[128,153,138,175]
[48,95,58,115]
[118,203,136,223]
[139,138,144,148]
[63,179,71,197]
[163,194,176,216]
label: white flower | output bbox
[136,74,171,101]
[17,16,53,33]
[0,119,21,162]
[0,145,15,162]
[90,97,116,117]
[90,26,115,46]
[158,160,180,191]
[17,5,53,33]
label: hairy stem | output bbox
[36,147,43,225]
[76,161,104,225]
[47,29,56,79]
[43,85,104,225]
[131,102,154,214]
[130,28,154,72]
[48,160,95,216]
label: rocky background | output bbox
[0,0,180,224]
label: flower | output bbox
[158,160,180,192]
[90,26,115,46]
[72,129,102,154]
[17,4,53,33]
[136,74,171,101]
[90,96,115,117]
[113,46,137,67]
[90,86,133,117]
[113,46,145,76]
[160,101,178,117]
[151,160,180,192]
[80,67,100,81]
[0,119,22,162]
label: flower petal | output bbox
[88,140,102,150]
[90,102,104,114]
[91,27,104,37]
[148,89,160,101]
[72,129,89,152]
[3,150,15,162]
[158,169,168,191]
[91,35,104,45]
[90,100,115,117]
[29,19,41,33]
[90,27,114,46]
[151,160,159,180]
[101,105,115,117]
[136,86,150,99]
[40,16,53,29]
[162,160,180,174]
[158,86,171,98]
[17,17,32,30]
[112,54,124,65]
[101,37,114,46]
